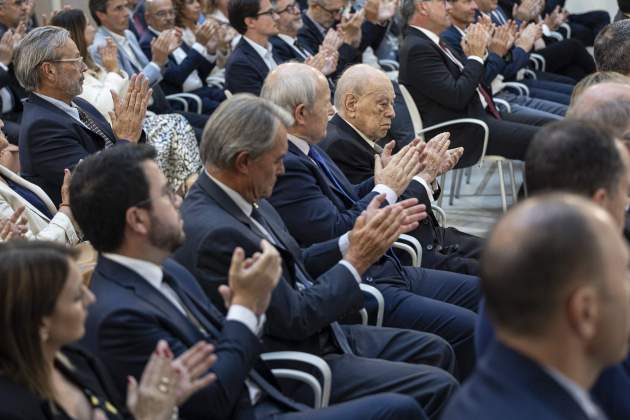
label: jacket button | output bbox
[426,244,433,251]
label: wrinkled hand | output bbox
[0,30,14,66]
[374,141,424,195]
[195,21,215,47]
[339,10,364,48]
[418,132,450,183]
[109,74,151,143]
[345,194,404,273]
[151,30,176,66]
[379,139,396,167]
[514,22,537,52]
[99,37,120,73]
[321,29,344,52]
[172,341,217,405]
[0,206,27,241]
[489,24,513,57]
[219,239,282,316]
[127,340,178,420]
[462,23,488,58]
[390,197,427,234]
[438,147,464,176]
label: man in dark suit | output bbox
[475,119,630,420]
[70,144,428,420]
[140,0,225,114]
[399,0,539,165]
[13,26,147,206]
[615,0,630,21]
[443,192,630,419]
[174,94,464,418]
[225,0,284,95]
[0,30,26,145]
[262,64,480,378]
[317,64,482,275]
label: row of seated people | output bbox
[2,71,630,419]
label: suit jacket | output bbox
[269,35,307,63]
[441,340,593,420]
[81,255,302,420]
[0,164,79,244]
[174,171,365,356]
[0,346,129,420]
[139,29,215,96]
[90,27,163,86]
[18,94,140,206]
[482,8,530,81]
[225,37,282,95]
[398,26,487,166]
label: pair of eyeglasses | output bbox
[155,9,176,18]
[316,1,344,16]
[257,7,279,17]
[49,56,85,67]
[275,2,300,14]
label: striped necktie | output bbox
[76,106,115,148]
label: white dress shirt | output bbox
[243,36,278,70]
[206,169,362,283]
[544,367,609,420]
[33,92,91,131]
[0,63,14,114]
[104,28,161,75]
[277,33,311,60]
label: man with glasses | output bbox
[140,0,225,114]
[13,26,148,206]
[225,0,283,95]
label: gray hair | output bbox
[260,63,320,116]
[14,26,70,92]
[570,98,630,140]
[201,94,294,168]
[334,64,389,110]
[594,21,630,74]
[400,0,421,26]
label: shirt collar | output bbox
[33,92,80,118]
[337,115,379,150]
[453,24,466,36]
[101,253,164,289]
[148,26,161,36]
[243,35,273,58]
[103,27,128,44]
[543,366,606,420]
[410,25,441,47]
[277,33,297,45]
[287,133,311,156]
[204,170,254,217]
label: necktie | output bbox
[76,106,115,148]
[250,205,353,355]
[308,146,356,203]
[438,41,502,120]
[292,40,311,59]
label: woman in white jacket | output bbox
[0,120,80,245]
[51,9,202,194]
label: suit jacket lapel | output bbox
[238,39,271,80]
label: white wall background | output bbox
[567,0,617,17]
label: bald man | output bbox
[443,193,630,420]
[264,63,481,380]
[139,0,225,114]
[319,64,483,275]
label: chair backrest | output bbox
[398,84,425,140]
[224,89,233,98]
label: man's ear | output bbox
[244,15,257,31]
[125,206,151,236]
[566,285,600,342]
[234,150,251,175]
[343,93,358,118]
[591,188,608,207]
[293,103,307,126]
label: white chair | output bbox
[529,53,546,72]
[166,93,203,114]
[261,351,332,408]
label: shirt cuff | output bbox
[467,55,485,65]
[148,61,162,73]
[412,176,435,202]
[191,42,216,62]
[338,232,350,256]
[227,305,265,336]
[338,260,362,284]
[0,62,7,71]
[0,87,13,113]
[373,184,398,205]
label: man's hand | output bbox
[462,23,488,58]
[321,29,344,52]
[438,147,464,176]
[151,30,176,66]
[0,30,14,66]
[379,139,396,167]
[172,341,217,406]
[374,141,424,195]
[391,197,427,234]
[417,132,450,184]
[221,240,282,316]
[0,206,27,241]
[195,21,215,47]
[345,194,404,273]
[339,10,364,49]
[99,37,120,73]
[514,22,537,52]
[109,74,151,143]
[58,168,74,218]
[489,24,513,57]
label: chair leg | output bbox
[497,161,507,213]
[465,167,472,184]
[455,169,463,198]
[508,161,517,203]
[449,170,457,205]
[437,173,446,207]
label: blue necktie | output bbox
[308,146,356,203]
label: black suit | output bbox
[18,94,144,206]
[174,171,461,419]
[270,35,308,63]
[225,37,283,95]
[320,115,482,274]
[398,26,538,165]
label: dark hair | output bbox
[0,241,78,400]
[89,0,110,26]
[50,9,98,71]
[70,144,157,252]
[173,0,196,27]
[481,194,604,335]
[594,21,630,74]
[525,120,625,198]
[619,0,630,14]
[228,0,261,34]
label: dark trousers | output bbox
[374,266,479,381]
[256,393,427,420]
[484,114,539,160]
[564,11,611,47]
[537,38,596,82]
[499,91,567,117]
[190,85,227,114]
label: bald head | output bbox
[334,64,391,110]
[482,194,617,337]
[145,0,176,30]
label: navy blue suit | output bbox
[173,171,461,418]
[82,256,428,420]
[442,340,595,420]
[225,37,282,95]
[268,139,480,379]
[270,35,307,63]
[18,94,142,206]
[139,30,224,113]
